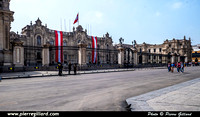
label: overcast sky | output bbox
[10,0,200,45]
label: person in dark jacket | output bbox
[167,62,171,72]
[68,62,72,75]
[74,64,77,75]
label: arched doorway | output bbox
[139,55,143,64]
[180,56,185,62]
[168,52,171,62]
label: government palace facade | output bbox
[0,0,193,71]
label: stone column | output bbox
[184,54,188,63]
[118,47,124,66]
[171,53,176,63]
[78,43,87,65]
[162,56,166,64]
[177,54,180,62]
[142,55,146,64]
[12,40,24,67]
[131,48,138,65]
[42,44,50,66]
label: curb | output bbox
[1,69,136,80]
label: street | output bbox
[0,66,200,111]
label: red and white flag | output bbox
[55,30,63,63]
[92,36,97,63]
[73,13,79,24]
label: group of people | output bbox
[168,62,185,73]
[58,62,77,76]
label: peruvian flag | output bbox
[73,13,79,24]
[92,36,97,63]
[55,30,63,63]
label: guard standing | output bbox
[58,62,63,76]
[68,62,72,75]
[74,64,77,75]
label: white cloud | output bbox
[95,12,103,18]
[172,2,182,9]
[155,11,161,16]
[83,11,104,24]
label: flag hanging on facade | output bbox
[73,13,79,24]
[92,36,97,63]
[55,30,63,63]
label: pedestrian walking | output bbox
[177,62,181,73]
[180,62,184,73]
[167,62,171,72]
[68,62,72,75]
[171,63,175,73]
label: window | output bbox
[50,40,54,45]
[37,36,41,46]
[149,55,151,60]
[140,48,142,52]
[154,55,156,60]
[64,54,67,60]
[159,56,162,59]
[37,52,42,59]
[106,54,109,61]
[88,43,91,48]
[159,48,162,52]
[88,54,91,63]
[172,48,175,52]
[154,49,156,53]
[149,49,151,53]
[52,54,54,60]
[63,41,67,46]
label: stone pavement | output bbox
[126,77,200,111]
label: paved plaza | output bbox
[126,77,200,111]
[0,66,200,111]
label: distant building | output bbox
[117,36,193,64]
[192,45,200,64]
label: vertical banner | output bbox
[55,30,63,63]
[92,36,97,63]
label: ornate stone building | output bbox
[117,36,193,66]
[0,0,193,70]
[10,18,118,66]
[0,0,14,66]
